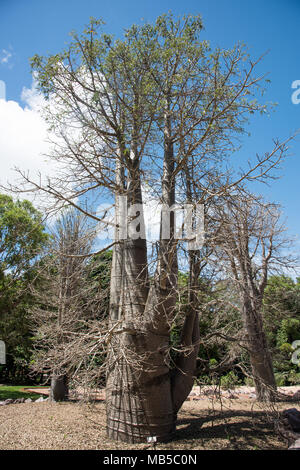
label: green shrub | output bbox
[209,358,218,367]
[244,376,254,387]
[287,369,300,385]
[279,342,293,354]
[277,319,300,348]
[274,372,288,386]
[220,371,241,390]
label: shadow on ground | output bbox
[174,409,284,450]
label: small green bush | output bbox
[220,371,241,390]
[287,369,300,385]
[279,343,293,354]
[274,372,288,386]
[244,376,254,387]
[209,358,218,367]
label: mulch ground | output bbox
[0,396,295,450]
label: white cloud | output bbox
[0,48,13,68]
[21,78,45,112]
[0,79,62,212]
[95,202,115,241]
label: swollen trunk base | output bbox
[106,381,176,443]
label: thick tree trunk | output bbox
[50,374,68,402]
[106,150,177,442]
[106,217,177,442]
[106,323,176,442]
[106,104,199,442]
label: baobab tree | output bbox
[212,194,296,401]
[7,14,295,441]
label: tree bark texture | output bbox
[106,127,200,442]
[50,374,69,402]
[243,299,276,402]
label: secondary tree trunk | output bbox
[172,250,201,414]
[243,298,277,402]
[250,345,277,402]
[50,374,68,402]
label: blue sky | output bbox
[0,0,299,248]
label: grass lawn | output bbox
[0,385,47,401]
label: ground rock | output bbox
[292,390,300,400]
[283,408,300,432]
[227,393,239,399]
[289,438,300,450]
[35,397,45,403]
[203,389,219,396]
[14,398,26,404]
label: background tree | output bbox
[212,194,296,401]
[0,194,47,383]
[0,194,48,276]
[263,275,300,386]
[30,210,110,400]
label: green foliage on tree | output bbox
[263,276,300,385]
[0,194,48,275]
[0,195,48,383]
